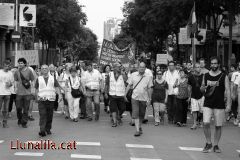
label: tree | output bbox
[35,0,87,62]
[66,27,99,62]
[121,0,192,59]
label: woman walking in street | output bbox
[174,69,190,127]
[66,66,83,122]
[152,71,168,126]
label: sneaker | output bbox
[118,119,123,126]
[65,116,69,119]
[226,114,233,121]
[176,122,182,127]
[22,124,28,128]
[73,119,78,122]
[134,131,141,137]
[233,119,239,126]
[155,122,160,126]
[28,116,35,121]
[2,121,9,128]
[213,145,221,153]
[129,122,135,126]
[142,119,148,124]
[17,120,21,126]
[39,131,46,137]
[112,123,117,127]
[202,143,212,153]
[88,117,93,121]
[190,124,198,130]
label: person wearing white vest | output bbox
[105,62,126,127]
[35,65,62,137]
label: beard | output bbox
[211,66,218,71]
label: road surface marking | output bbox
[0,140,4,143]
[179,147,203,151]
[71,154,101,159]
[130,158,162,160]
[126,144,154,149]
[76,142,101,146]
[237,150,240,153]
[14,152,44,157]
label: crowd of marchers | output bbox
[0,56,239,154]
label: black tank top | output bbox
[204,72,226,109]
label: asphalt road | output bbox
[0,103,239,160]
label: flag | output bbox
[187,3,197,38]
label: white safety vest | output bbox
[38,75,56,101]
[109,72,125,96]
[85,69,101,90]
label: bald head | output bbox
[138,62,146,75]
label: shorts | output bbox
[109,96,126,113]
[85,90,100,98]
[131,99,147,119]
[203,107,225,126]
[191,97,204,112]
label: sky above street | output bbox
[79,0,125,43]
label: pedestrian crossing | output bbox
[0,140,239,159]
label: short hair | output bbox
[85,61,92,67]
[5,58,11,63]
[168,61,175,66]
[103,65,111,72]
[230,64,237,69]
[210,56,221,64]
[199,58,206,62]
[194,62,200,67]
[3,60,10,66]
[69,66,77,73]
[17,58,27,65]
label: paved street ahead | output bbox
[0,103,239,160]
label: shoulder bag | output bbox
[126,76,144,101]
[204,73,224,98]
[19,71,31,89]
[69,77,83,98]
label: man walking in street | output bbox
[125,61,153,136]
[0,61,14,128]
[35,65,62,137]
[188,62,204,129]
[105,62,126,127]
[14,58,35,128]
[163,61,180,123]
[201,57,231,153]
[82,61,103,121]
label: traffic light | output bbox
[195,30,203,41]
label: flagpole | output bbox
[192,1,196,67]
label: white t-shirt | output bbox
[0,70,14,95]
[231,71,240,84]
